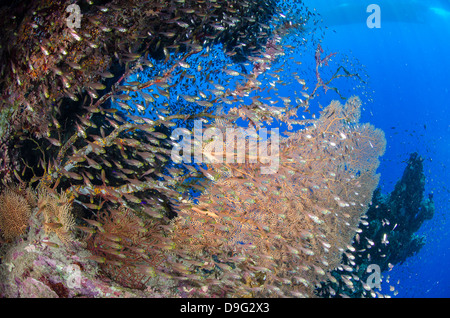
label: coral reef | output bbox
[0,0,280,181]
[0,208,176,297]
[0,0,398,298]
[316,152,435,297]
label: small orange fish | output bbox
[76,225,96,234]
[42,240,59,248]
[85,255,106,263]
[45,137,62,147]
[82,218,103,229]
[44,222,63,230]
[100,233,122,242]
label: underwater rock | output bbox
[0,208,176,297]
[316,152,435,298]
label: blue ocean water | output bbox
[302,0,450,297]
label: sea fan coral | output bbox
[0,187,32,241]
[171,96,386,297]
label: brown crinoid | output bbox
[37,188,76,247]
